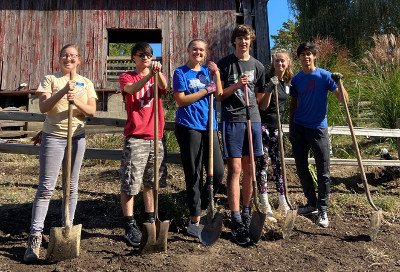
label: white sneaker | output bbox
[316,211,329,228]
[187,220,200,238]
[278,194,290,216]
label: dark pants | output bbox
[175,123,225,217]
[289,123,330,212]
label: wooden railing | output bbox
[106,56,162,81]
[1,111,400,166]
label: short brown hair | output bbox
[231,24,256,47]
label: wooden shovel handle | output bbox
[337,79,378,211]
[64,72,73,228]
[153,73,160,218]
[274,84,294,210]
[208,75,214,176]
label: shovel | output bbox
[46,72,82,262]
[272,82,297,240]
[334,76,382,241]
[245,84,266,243]
[200,76,223,246]
[139,72,170,254]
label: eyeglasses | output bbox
[61,54,79,59]
[135,53,152,59]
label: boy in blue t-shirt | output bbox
[289,42,348,228]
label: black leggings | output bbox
[175,123,225,217]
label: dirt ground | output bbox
[0,152,400,272]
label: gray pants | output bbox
[30,132,86,234]
[289,123,331,212]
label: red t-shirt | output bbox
[119,71,167,140]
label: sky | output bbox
[151,1,294,56]
[268,0,294,48]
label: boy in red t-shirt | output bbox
[118,42,168,247]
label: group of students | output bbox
[23,24,349,262]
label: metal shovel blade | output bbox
[46,224,82,262]
[200,211,223,246]
[282,210,297,240]
[249,210,266,243]
[369,209,383,241]
[139,220,170,254]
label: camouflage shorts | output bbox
[119,136,167,195]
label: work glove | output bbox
[331,72,343,83]
[205,82,216,94]
[271,75,279,86]
[207,61,220,75]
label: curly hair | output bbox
[230,24,256,48]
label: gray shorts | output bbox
[119,136,167,195]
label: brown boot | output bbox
[23,233,42,263]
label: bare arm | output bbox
[122,73,154,95]
[213,71,223,102]
[38,80,75,113]
[221,74,248,101]
[332,86,349,104]
[288,97,297,126]
[259,92,272,111]
[70,96,97,117]
[174,88,210,107]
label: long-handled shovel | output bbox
[200,76,223,246]
[334,76,382,241]
[139,72,170,254]
[46,72,82,262]
[272,82,297,240]
[246,84,266,243]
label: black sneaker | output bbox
[124,219,142,247]
[231,221,251,246]
[241,213,251,231]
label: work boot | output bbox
[23,233,42,263]
[278,194,290,216]
[124,219,142,247]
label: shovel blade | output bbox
[139,220,170,254]
[46,224,82,263]
[249,211,266,243]
[200,211,223,246]
[369,209,382,241]
[282,210,297,240]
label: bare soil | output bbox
[0,153,400,272]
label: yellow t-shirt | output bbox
[36,72,98,137]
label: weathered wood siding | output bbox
[0,0,269,92]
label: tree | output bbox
[109,43,134,57]
[270,19,299,51]
[288,0,400,58]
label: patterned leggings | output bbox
[255,125,285,195]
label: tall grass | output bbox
[362,34,400,128]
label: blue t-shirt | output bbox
[173,65,218,130]
[290,68,337,129]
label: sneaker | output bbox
[23,233,42,263]
[187,220,200,238]
[124,219,142,247]
[316,211,329,228]
[297,205,317,215]
[231,221,251,246]
[241,213,251,231]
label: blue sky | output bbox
[268,0,294,47]
[151,1,293,56]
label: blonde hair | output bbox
[187,39,208,64]
[269,49,293,84]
